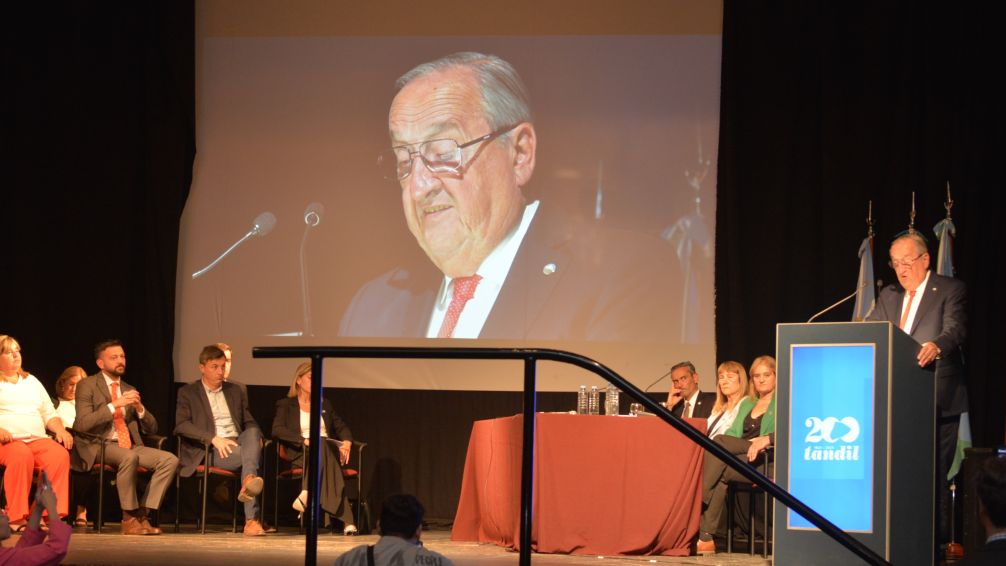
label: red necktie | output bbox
[437,275,482,338]
[899,289,916,330]
[109,381,132,449]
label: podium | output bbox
[774,322,935,566]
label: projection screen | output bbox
[177,4,721,392]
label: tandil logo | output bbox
[803,416,861,461]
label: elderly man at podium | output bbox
[867,231,967,547]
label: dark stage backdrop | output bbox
[5,1,1003,523]
[716,2,1003,450]
[5,3,194,436]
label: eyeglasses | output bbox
[377,124,520,181]
[888,253,924,270]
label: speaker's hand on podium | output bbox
[917,342,940,367]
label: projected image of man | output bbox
[340,52,673,340]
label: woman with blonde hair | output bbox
[271,361,357,535]
[0,335,72,530]
[54,366,87,428]
[705,361,749,438]
[53,365,89,526]
[697,355,777,554]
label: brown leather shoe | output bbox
[140,517,162,535]
[136,509,162,535]
[244,518,266,536]
[238,475,264,503]
[121,515,153,536]
[696,538,716,555]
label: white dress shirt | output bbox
[426,200,540,339]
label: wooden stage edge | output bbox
[26,526,772,566]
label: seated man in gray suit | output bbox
[73,339,179,535]
[174,345,267,536]
[666,361,716,420]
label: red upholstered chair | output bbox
[68,428,166,533]
[173,435,243,534]
[271,438,368,533]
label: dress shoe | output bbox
[136,509,162,535]
[140,518,162,535]
[121,515,153,536]
[238,475,264,503]
[343,524,358,536]
[696,538,716,555]
[244,518,267,536]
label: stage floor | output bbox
[35,526,772,566]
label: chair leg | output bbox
[726,483,735,553]
[232,476,239,533]
[201,466,209,535]
[748,490,756,555]
[174,471,181,533]
[96,464,104,533]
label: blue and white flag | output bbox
[935,216,969,479]
[934,217,956,277]
[852,236,875,321]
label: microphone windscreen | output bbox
[304,202,324,227]
[253,212,277,236]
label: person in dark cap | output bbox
[333,494,454,566]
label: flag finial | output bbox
[907,191,917,234]
[944,181,953,220]
[866,200,874,239]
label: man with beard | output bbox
[73,339,178,535]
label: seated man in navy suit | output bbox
[175,345,268,536]
[666,361,716,420]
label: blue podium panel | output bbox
[775,322,934,566]
[788,344,875,532]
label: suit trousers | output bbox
[0,439,70,521]
[102,444,178,511]
[204,428,263,519]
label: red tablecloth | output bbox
[451,413,705,556]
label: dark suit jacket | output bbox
[174,379,261,477]
[868,271,968,416]
[338,204,679,341]
[72,372,159,472]
[271,397,352,460]
[670,391,716,419]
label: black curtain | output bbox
[716,2,1003,446]
[4,2,194,424]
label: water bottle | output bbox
[577,385,588,414]
[588,386,600,415]
[605,385,620,415]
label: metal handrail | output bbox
[253,345,889,566]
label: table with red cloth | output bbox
[451,413,706,556]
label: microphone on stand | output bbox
[300,203,325,337]
[643,368,674,392]
[192,212,276,279]
[806,279,882,323]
